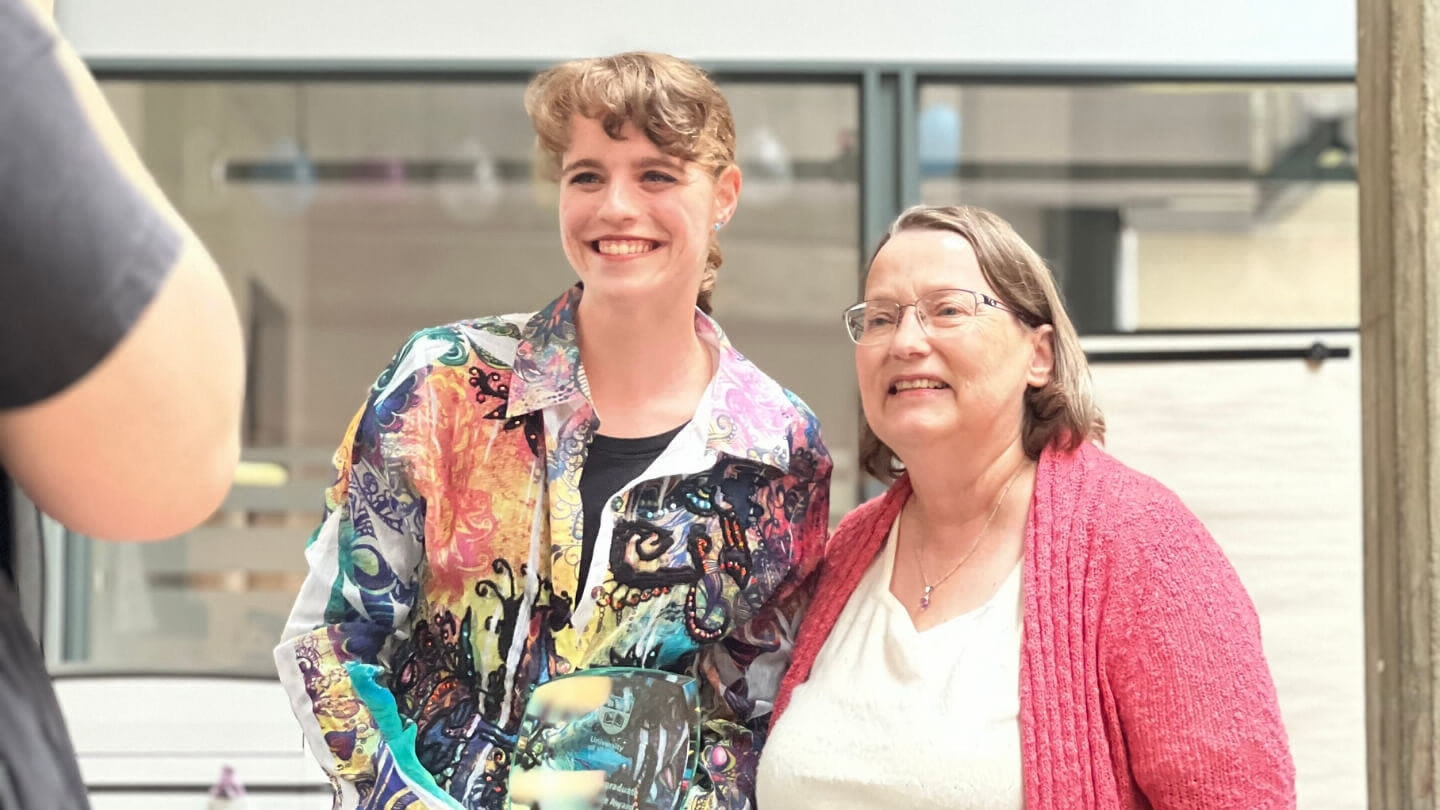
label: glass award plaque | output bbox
[506,668,701,810]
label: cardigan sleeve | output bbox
[1102,489,1296,810]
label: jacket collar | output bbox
[507,285,797,472]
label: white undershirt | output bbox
[757,519,1025,809]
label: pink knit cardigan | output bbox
[773,441,1295,809]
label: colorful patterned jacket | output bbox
[275,285,832,810]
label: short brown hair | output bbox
[860,204,1106,482]
[524,52,736,314]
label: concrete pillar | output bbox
[1359,0,1440,806]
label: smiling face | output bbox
[856,229,1054,464]
[557,115,738,311]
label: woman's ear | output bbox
[713,164,742,225]
[1027,324,1056,388]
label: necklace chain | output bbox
[911,465,1024,611]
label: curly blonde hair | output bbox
[524,52,737,314]
[860,205,1107,482]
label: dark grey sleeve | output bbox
[0,0,182,409]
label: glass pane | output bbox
[916,83,1357,332]
[47,79,860,677]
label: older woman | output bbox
[756,205,1293,809]
[274,53,831,810]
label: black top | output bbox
[0,0,181,806]
[577,424,687,589]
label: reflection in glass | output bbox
[917,83,1358,333]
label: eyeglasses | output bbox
[842,288,1022,345]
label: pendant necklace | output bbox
[912,465,1024,611]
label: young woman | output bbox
[276,52,832,810]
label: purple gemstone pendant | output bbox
[919,585,934,611]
